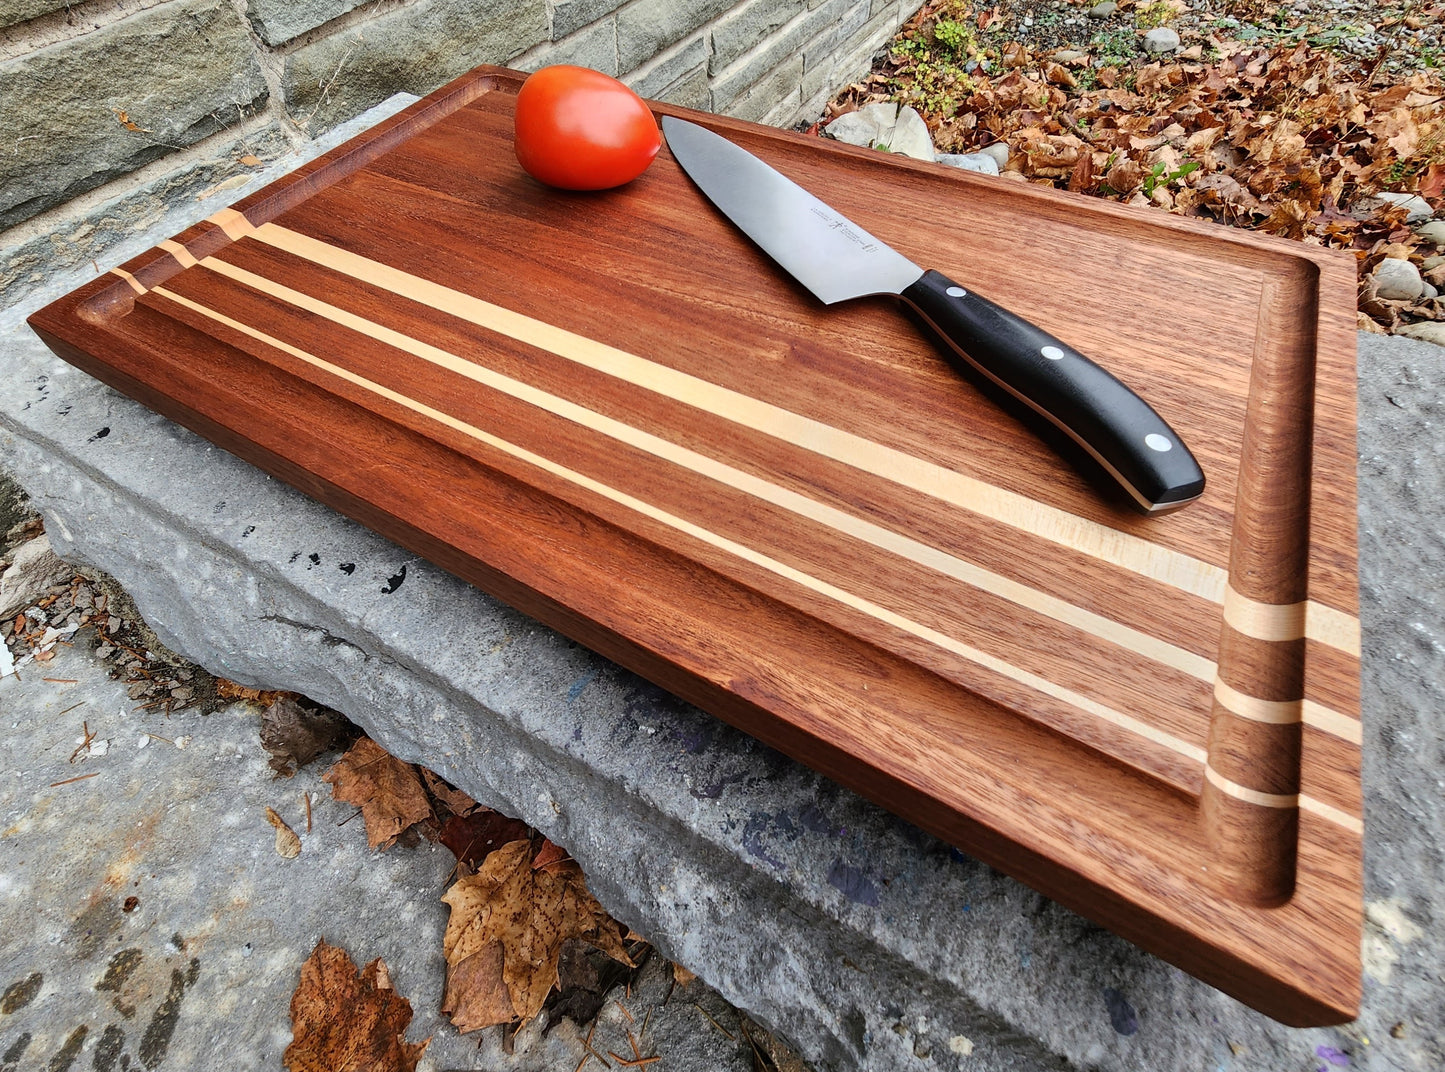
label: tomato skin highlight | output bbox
[513,66,662,190]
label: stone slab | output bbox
[0,0,67,29]
[1,99,1442,1071]
[0,0,269,231]
[0,632,773,1070]
[281,0,546,134]
[245,0,371,46]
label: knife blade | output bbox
[660,115,1205,514]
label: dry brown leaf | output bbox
[284,940,428,1072]
[438,808,533,869]
[261,695,353,777]
[216,678,285,705]
[673,962,698,987]
[265,806,302,858]
[441,943,516,1032]
[440,840,632,1026]
[323,738,433,850]
[420,767,480,817]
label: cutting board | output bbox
[28,66,1363,1024]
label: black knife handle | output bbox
[899,269,1204,513]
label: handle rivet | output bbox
[945,286,967,298]
[1040,345,1064,360]
[1145,433,1173,452]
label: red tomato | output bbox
[513,66,662,190]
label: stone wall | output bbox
[0,0,919,295]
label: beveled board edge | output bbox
[27,64,1363,1025]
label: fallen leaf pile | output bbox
[826,0,1445,332]
[312,736,641,1039]
[323,737,435,850]
[440,839,633,1030]
[284,940,427,1072]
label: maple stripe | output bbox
[109,268,146,295]
[1213,678,1300,725]
[151,282,1211,769]
[190,255,1220,686]
[1299,795,1364,836]
[216,219,1361,659]
[1205,764,1297,809]
[159,239,200,269]
[1302,700,1363,746]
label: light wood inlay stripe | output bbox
[159,239,200,269]
[1205,764,1298,808]
[109,268,146,295]
[1302,700,1363,745]
[1214,678,1300,725]
[229,222,1361,658]
[152,282,1211,770]
[1299,795,1364,836]
[207,207,255,242]
[1224,584,1306,641]
[194,255,1219,685]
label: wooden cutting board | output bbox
[29,65,1362,1024]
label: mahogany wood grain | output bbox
[28,66,1363,1024]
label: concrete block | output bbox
[710,0,807,73]
[617,0,735,74]
[643,64,712,111]
[0,0,67,28]
[625,35,710,103]
[552,0,627,40]
[803,0,871,71]
[0,0,269,230]
[245,0,372,46]
[709,1,841,109]
[282,0,547,134]
[1,123,293,311]
[522,16,620,76]
[3,100,1441,1072]
[723,53,802,122]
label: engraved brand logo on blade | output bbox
[808,206,878,253]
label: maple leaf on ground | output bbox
[323,738,433,850]
[437,808,533,869]
[420,767,481,818]
[440,839,633,1029]
[261,695,355,777]
[284,939,428,1072]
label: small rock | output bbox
[1052,49,1089,64]
[825,102,934,161]
[1373,258,1425,301]
[1179,44,1204,60]
[1379,192,1434,223]
[1088,0,1117,17]
[887,105,936,161]
[979,142,1010,167]
[1416,220,1445,246]
[170,685,195,701]
[937,152,1000,176]
[0,535,66,621]
[1143,27,1181,53]
[825,105,891,149]
[1423,282,1440,299]
[1398,321,1445,346]
[1356,191,1434,223]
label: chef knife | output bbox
[660,116,1205,514]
